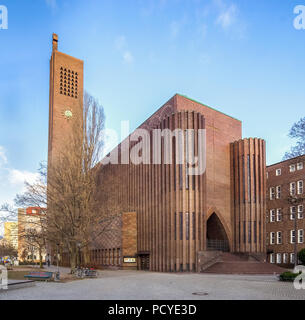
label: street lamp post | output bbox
[54,243,60,281]
[56,243,59,273]
[77,242,81,267]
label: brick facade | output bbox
[230,138,266,254]
[122,212,137,270]
[97,95,267,272]
[48,34,268,272]
[48,33,84,167]
[266,155,305,266]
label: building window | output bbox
[298,205,304,219]
[290,206,296,220]
[276,169,281,176]
[297,162,303,170]
[185,213,189,240]
[179,212,183,240]
[270,187,275,200]
[247,154,251,202]
[297,180,303,194]
[277,231,282,244]
[298,229,304,244]
[259,221,261,242]
[243,221,246,244]
[276,253,282,264]
[270,232,275,245]
[270,209,276,222]
[276,186,281,199]
[270,253,275,264]
[290,182,296,196]
[248,221,251,244]
[283,253,288,264]
[192,212,196,241]
[290,253,295,264]
[290,230,296,244]
[174,212,177,240]
[242,156,246,203]
[290,165,296,172]
[179,165,183,190]
[59,67,78,99]
[276,209,282,222]
[185,130,189,190]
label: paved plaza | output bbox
[1,270,305,300]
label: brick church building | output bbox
[48,34,269,272]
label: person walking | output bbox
[46,253,51,267]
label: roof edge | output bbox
[176,93,242,122]
[267,154,305,168]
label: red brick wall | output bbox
[267,155,305,265]
[122,212,137,270]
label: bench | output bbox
[24,272,53,282]
[73,268,98,278]
[86,270,97,278]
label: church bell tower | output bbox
[48,33,84,168]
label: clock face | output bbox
[63,109,73,119]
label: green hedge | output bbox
[18,261,43,266]
[298,249,305,265]
[279,271,300,282]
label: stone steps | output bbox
[202,253,287,275]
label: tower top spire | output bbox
[52,33,58,51]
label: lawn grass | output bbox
[8,270,30,280]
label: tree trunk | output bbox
[69,244,78,272]
[39,247,43,269]
[83,246,90,266]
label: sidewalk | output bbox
[44,265,71,274]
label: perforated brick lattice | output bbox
[59,67,78,99]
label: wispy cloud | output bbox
[216,4,238,29]
[115,36,127,51]
[0,146,7,166]
[45,0,57,9]
[199,53,211,65]
[0,146,39,210]
[199,24,208,39]
[8,169,39,187]
[138,0,168,17]
[170,21,181,38]
[115,36,135,65]
[211,0,246,37]
[123,51,134,64]
[169,13,190,39]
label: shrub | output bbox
[279,271,300,282]
[298,249,305,265]
[81,263,100,270]
[18,261,41,266]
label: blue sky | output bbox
[0,0,305,218]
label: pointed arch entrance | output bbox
[207,213,229,252]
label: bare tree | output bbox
[0,239,17,258]
[18,209,47,268]
[0,205,17,240]
[0,205,48,267]
[7,92,121,270]
[283,117,305,160]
